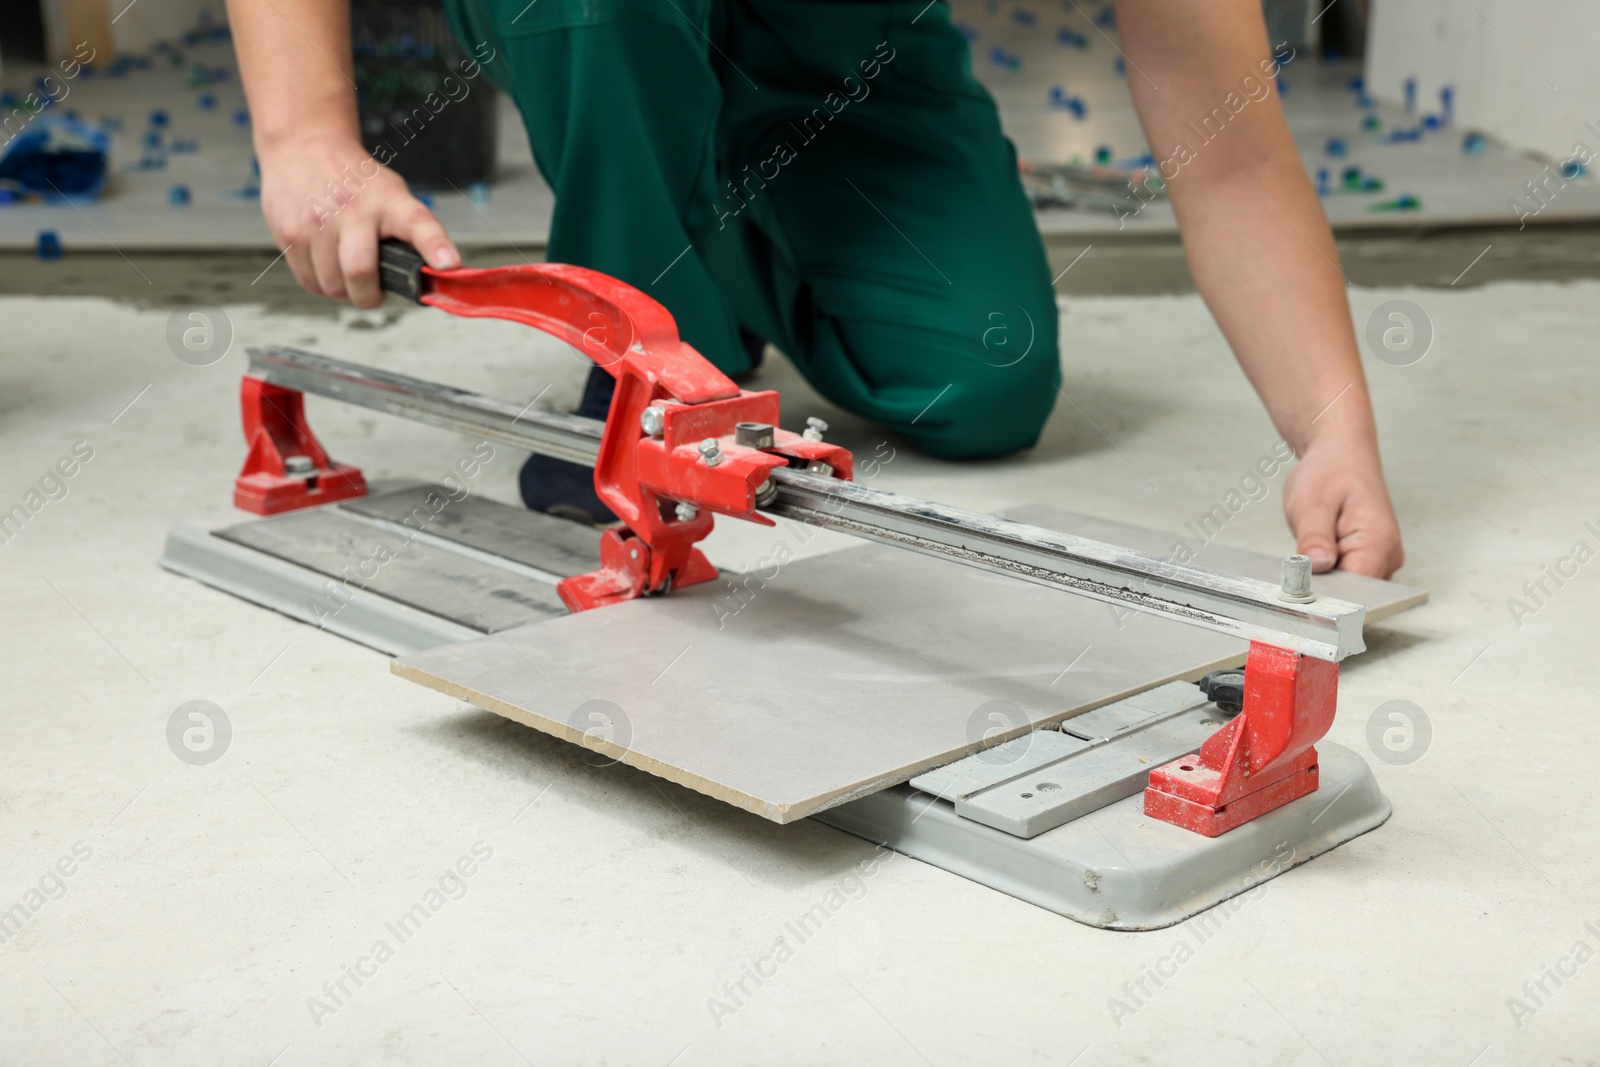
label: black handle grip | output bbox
[378,239,427,303]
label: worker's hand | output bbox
[258,135,459,309]
[1282,426,1404,578]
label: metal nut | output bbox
[674,501,699,522]
[802,416,828,442]
[734,421,775,449]
[640,406,666,437]
[283,455,315,478]
[697,439,723,466]
[805,460,834,477]
[1278,554,1316,603]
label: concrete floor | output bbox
[3,247,1599,1062]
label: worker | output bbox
[227,0,1405,578]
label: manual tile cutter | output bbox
[219,239,1373,841]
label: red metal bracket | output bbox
[413,263,853,610]
[234,377,366,514]
[1143,641,1338,836]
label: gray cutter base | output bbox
[161,514,478,655]
[817,742,1389,930]
[161,486,1392,930]
[159,482,597,656]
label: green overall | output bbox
[444,0,1060,458]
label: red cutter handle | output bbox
[377,240,853,610]
[381,239,737,403]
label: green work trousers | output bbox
[444,0,1060,458]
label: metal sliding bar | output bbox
[250,346,603,466]
[763,469,1363,661]
[246,346,1366,660]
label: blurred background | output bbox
[2,0,1598,300]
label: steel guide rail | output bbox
[250,346,604,467]
[763,470,1363,660]
[247,346,1366,660]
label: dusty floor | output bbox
[2,246,1598,1063]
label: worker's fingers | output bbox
[309,226,349,302]
[338,224,383,309]
[1288,496,1341,574]
[282,240,321,297]
[1334,534,1401,579]
[259,149,454,303]
[1333,504,1405,579]
[381,196,459,270]
[1284,443,1405,580]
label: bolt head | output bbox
[640,406,666,436]
[674,501,699,522]
[283,455,315,477]
[697,438,723,465]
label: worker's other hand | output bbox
[258,136,459,309]
[1282,427,1404,579]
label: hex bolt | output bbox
[674,501,699,522]
[805,460,834,477]
[1279,554,1316,603]
[697,438,723,466]
[734,421,775,449]
[283,455,315,478]
[802,416,829,442]
[640,406,666,437]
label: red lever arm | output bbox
[421,263,741,405]
[380,242,853,610]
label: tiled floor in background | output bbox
[2,0,1597,252]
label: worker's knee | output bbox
[841,303,1061,460]
[901,356,1062,460]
